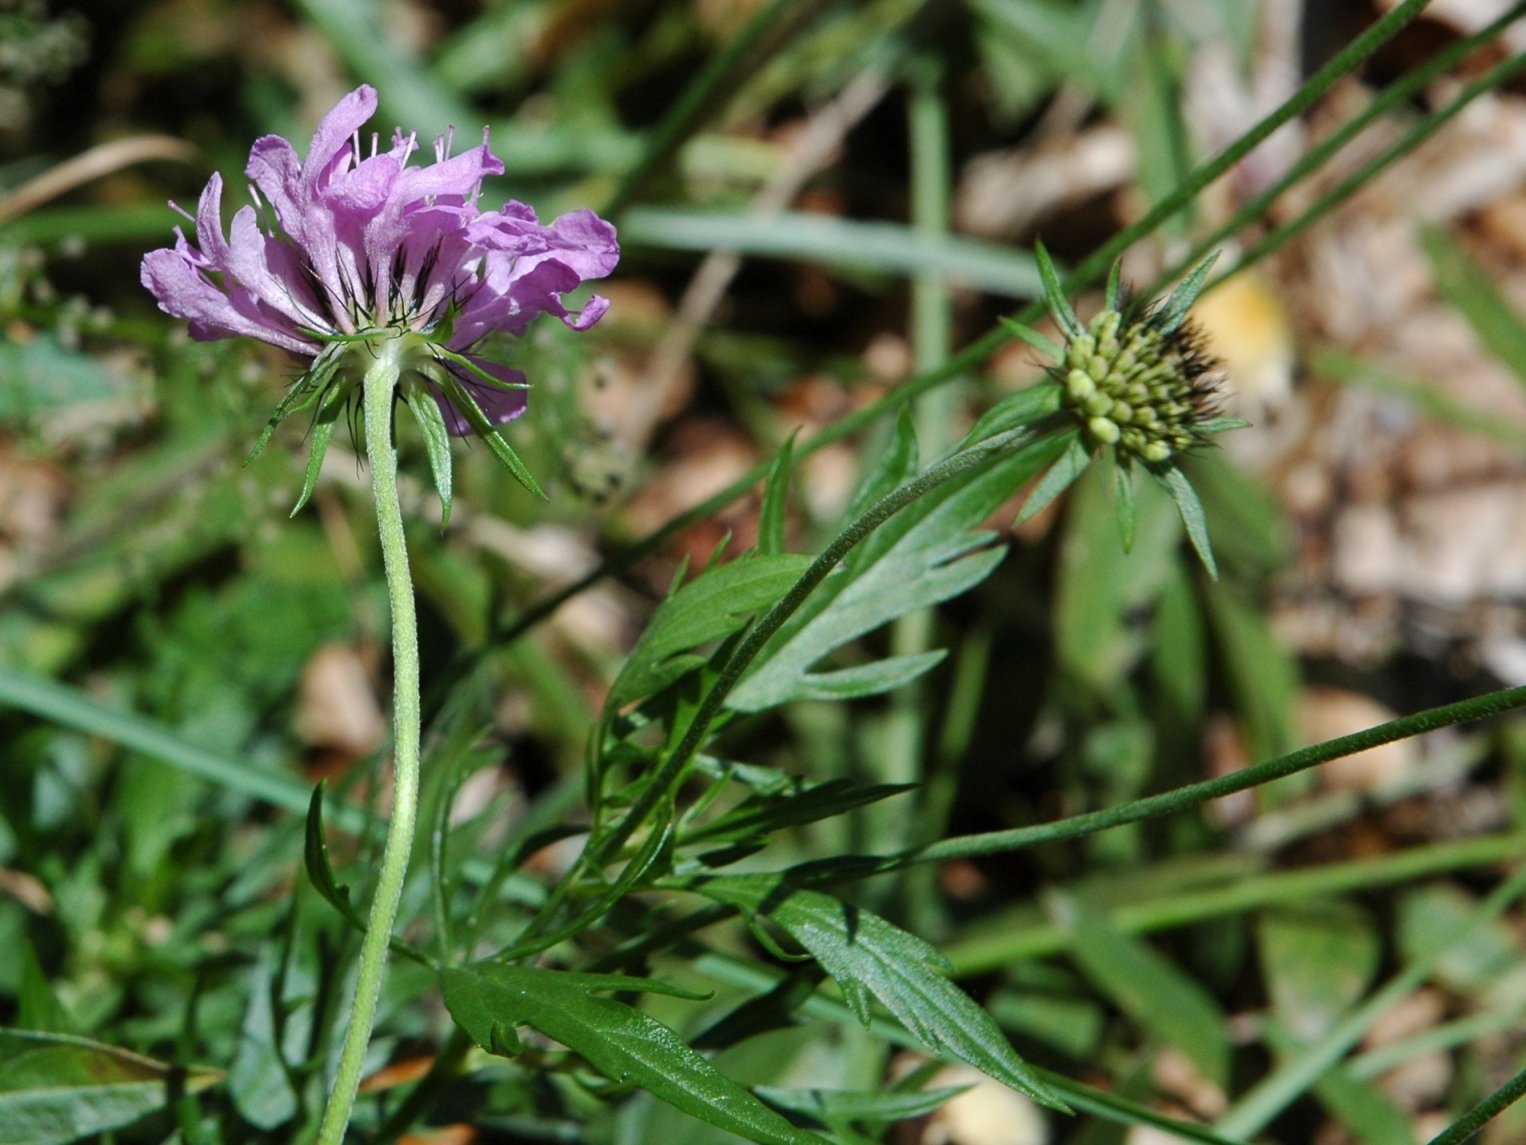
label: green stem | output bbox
[942,830,1526,972]
[911,683,1526,863]
[889,52,953,924]
[1222,43,1526,294]
[317,336,423,1145]
[1161,0,1526,302]
[1425,1061,1526,1145]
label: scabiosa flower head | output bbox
[141,84,619,512]
[1031,246,1231,471]
[1004,244,1246,577]
[1058,299,1224,466]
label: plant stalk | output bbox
[317,335,423,1144]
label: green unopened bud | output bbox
[1049,275,1230,464]
[1088,416,1120,444]
[1030,247,1241,580]
[1066,369,1096,401]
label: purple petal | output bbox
[451,256,583,346]
[329,152,401,214]
[360,143,502,312]
[141,243,317,356]
[436,358,528,436]
[466,202,619,274]
[544,208,621,279]
[245,135,302,230]
[191,173,232,266]
[225,206,327,332]
[245,86,381,316]
[302,85,377,195]
[147,83,618,376]
[567,292,610,331]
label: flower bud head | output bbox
[1052,301,1226,466]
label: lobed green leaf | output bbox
[727,432,1068,711]
[694,876,1067,1111]
[608,553,815,707]
[443,963,827,1145]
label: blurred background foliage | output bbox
[4,0,1526,1142]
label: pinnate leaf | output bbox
[694,876,1067,1111]
[443,964,827,1145]
[609,553,813,706]
[727,434,1067,711]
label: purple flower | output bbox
[142,85,618,437]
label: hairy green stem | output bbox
[912,683,1526,863]
[1425,1061,1526,1145]
[317,336,423,1145]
